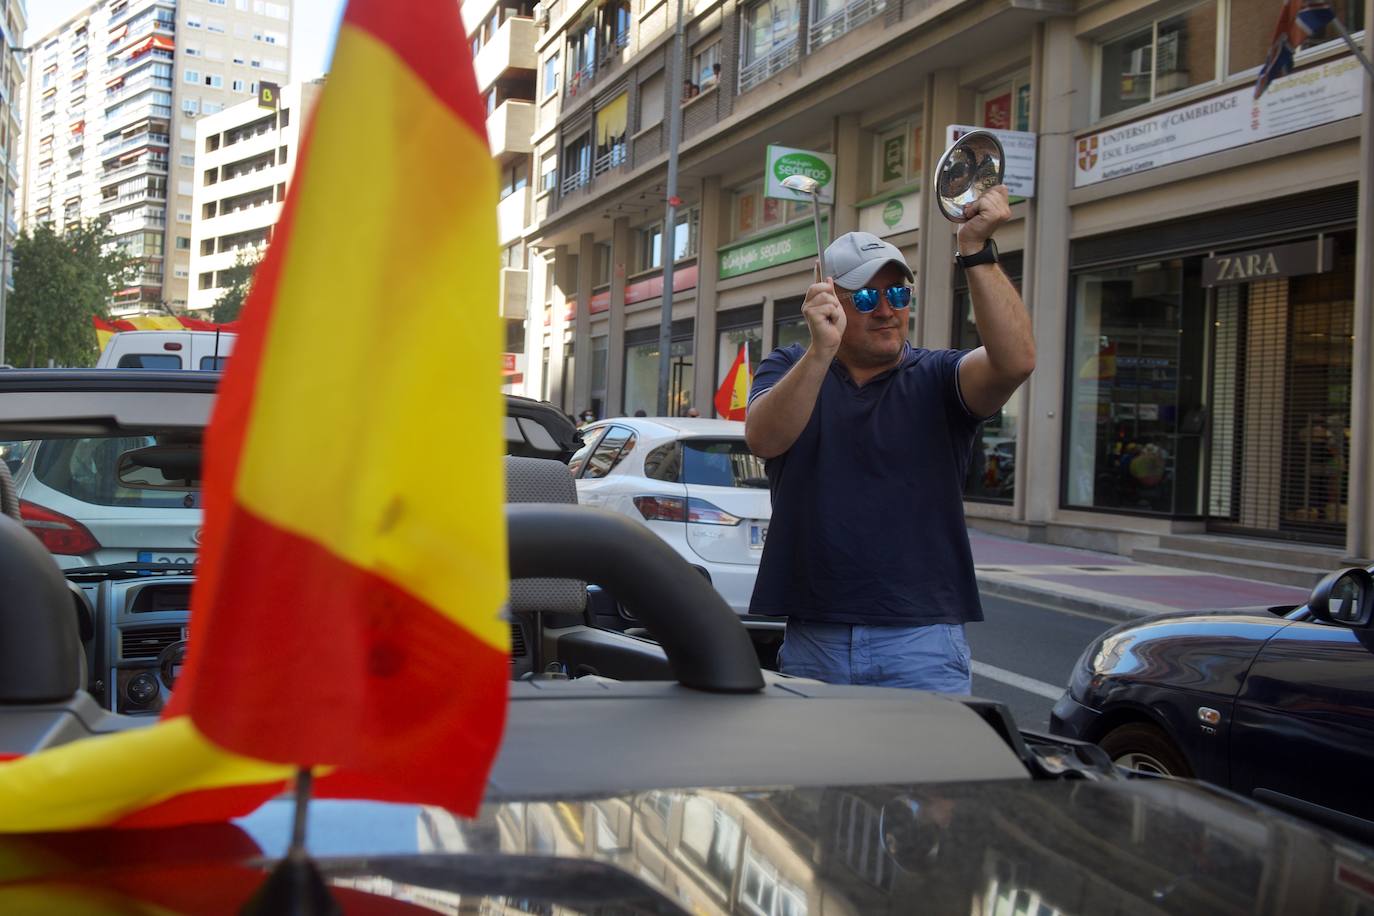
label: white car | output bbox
[570,417,771,618]
[7,434,202,571]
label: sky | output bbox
[25,0,348,81]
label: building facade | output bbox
[516,0,1373,562]
[187,77,319,311]
[0,0,26,364]
[462,0,539,393]
[18,0,291,314]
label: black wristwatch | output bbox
[954,239,999,269]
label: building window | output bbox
[693,40,721,93]
[977,72,1031,132]
[205,74,223,88]
[872,116,921,194]
[562,134,591,193]
[566,20,597,96]
[594,92,628,173]
[501,241,527,268]
[207,19,226,33]
[203,101,223,114]
[639,210,697,271]
[187,15,202,28]
[731,183,809,240]
[184,69,201,83]
[624,323,694,416]
[543,53,559,97]
[500,159,529,200]
[179,153,194,166]
[740,0,800,90]
[539,150,557,192]
[1065,259,1206,515]
[232,79,245,92]
[1228,0,1365,76]
[185,45,202,57]
[182,98,200,113]
[1097,1,1218,119]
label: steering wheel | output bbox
[506,504,764,693]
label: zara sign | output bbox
[1202,238,1334,288]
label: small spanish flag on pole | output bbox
[0,0,507,831]
[714,342,752,420]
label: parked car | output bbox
[96,329,235,370]
[3,372,213,571]
[2,371,1373,913]
[569,417,771,619]
[1051,567,1374,843]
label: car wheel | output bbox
[1099,722,1194,778]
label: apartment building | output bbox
[187,78,319,311]
[463,0,538,393]
[18,0,291,314]
[520,0,1372,567]
[0,0,25,363]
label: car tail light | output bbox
[19,500,101,555]
[633,495,687,522]
[633,496,741,526]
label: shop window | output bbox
[624,323,695,416]
[717,307,764,416]
[1228,0,1365,76]
[732,180,815,241]
[1097,1,1218,119]
[871,116,922,195]
[693,39,721,93]
[773,296,809,350]
[954,255,1023,503]
[1065,260,1207,515]
[976,72,1031,132]
[590,336,609,418]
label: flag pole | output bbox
[241,767,341,915]
[1330,17,1374,79]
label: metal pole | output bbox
[1331,18,1374,81]
[0,163,8,366]
[1345,0,1374,562]
[656,0,686,416]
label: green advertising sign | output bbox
[882,199,904,228]
[718,217,829,280]
[764,145,836,205]
[881,134,905,184]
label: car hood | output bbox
[7,779,1371,914]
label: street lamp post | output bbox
[655,0,686,417]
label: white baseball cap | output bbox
[824,231,915,289]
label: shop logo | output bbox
[1077,136,1098,171]
[772,153,832,188]
[882,199,904,228]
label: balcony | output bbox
[808,0,889,51]
[100,156,167,183]
[496,186,529,246]
[100,131,170,157]
[486,99,534,158]
[499,267,528,320]
[474,17,535,92]
[739,39,799,93]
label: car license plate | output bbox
[138,550,197,567]
[749,524,767,548]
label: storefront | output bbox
[955,252,1023,504]
[624,319,695,416]
[1064,187,1358,545]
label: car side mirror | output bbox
[1307,567,1373,628]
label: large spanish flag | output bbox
[0,0,506,831]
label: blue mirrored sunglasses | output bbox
[848,285,914,313]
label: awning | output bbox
[70,120,85,133]
[595,93,628,147]
[152,36,174,51]
[108,23,128,38]
[106,75,124,87]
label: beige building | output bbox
[463,0,538,393]
[0,0,26,364]
[187,77,319,311]
[518,0,1372,571]
[18,0,291,314]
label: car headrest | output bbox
[504,456,585,618]
[0,514,83,702]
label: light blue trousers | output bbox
[778,620,972,694]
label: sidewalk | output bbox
[969,531,1314,621]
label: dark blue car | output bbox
[1052,567,1374,843]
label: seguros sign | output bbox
[765,145,836,204]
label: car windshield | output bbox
[682,439,768,488]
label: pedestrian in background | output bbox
[686,407,701,418]
[744,187,1034,693]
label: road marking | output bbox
[971,661,1065,700]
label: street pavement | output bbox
[964,532,1316,732]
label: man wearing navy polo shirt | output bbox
[744,186,1034,693]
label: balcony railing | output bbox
[592,145,626,177]
[738,39,799,93]
[100,131,170,157]
[100,157,168,183]
[560,167,590,195]
[106,74,172,103]
[565,62,595,99]
[808,0,888,51]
